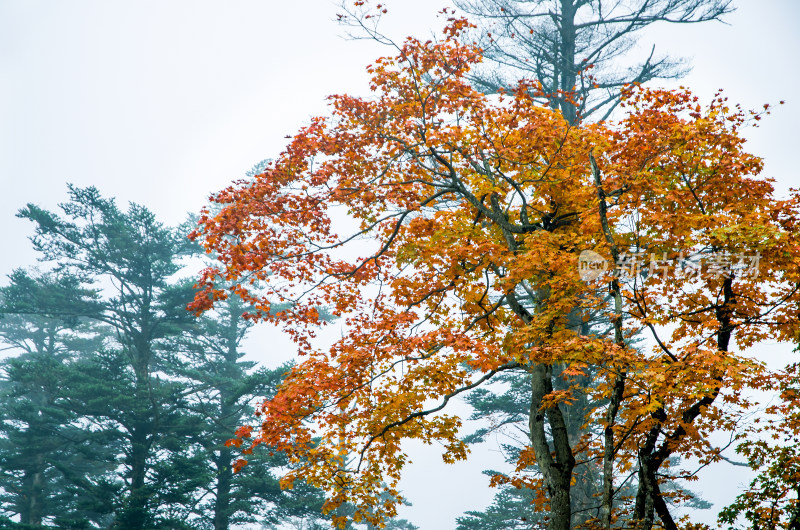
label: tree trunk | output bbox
[214,447,233,530]
[633,277,734,528]
[20,453,45,526]
[592,152,627,529]
[116,348,154,530]
[600,372,625,528]
[530,364,576,530]
[633,451,657,530]
[116,423,151,529]
[559,0,578,124]
[213,307,243,530]
[20,379,49,526]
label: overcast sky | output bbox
[1,1,799,528]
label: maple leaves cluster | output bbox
[190,16,800,530]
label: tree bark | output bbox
[530,364,576,530]
[116,334,155,530]
[214,304,242,530]
[214,448,233,530]
[558,0,578,124]
[116,413,152,529]
[592,152,627,528]
[20,453,45,525]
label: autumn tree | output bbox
[338,3,735,525]
[450,0,733,515]
[191,15,800,530]
[718,357,800,529]
[593,89,800,529]
[177,196,417,530]
[444,1,733,524]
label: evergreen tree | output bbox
[175,291,330,529]
[15,185,198,529]
[457,485,542,530]
[0,270,117,527]
[2,185,410,528]
[453,0,732,123]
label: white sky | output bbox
[1,1,799,528]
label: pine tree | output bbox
[3,185,411,528]
[174,290,330,529]
[15,186,198,529]
[453,0,732,123]
[0,270,117,527]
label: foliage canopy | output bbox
[191,13,800,530]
